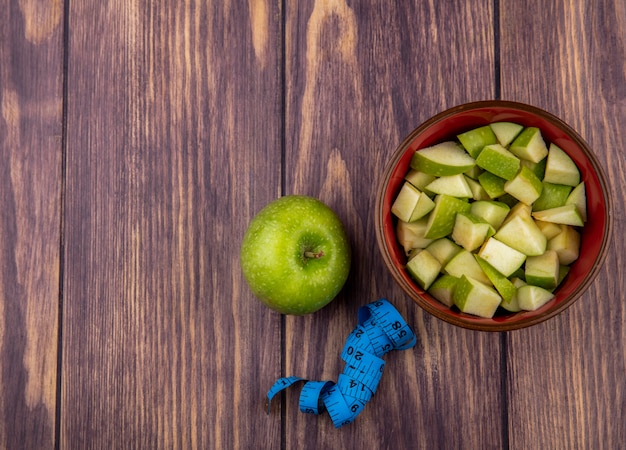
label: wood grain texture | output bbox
[500,0,626,448]
[61,0,282,448]
[281,1,505,448]
[0,1,63,448]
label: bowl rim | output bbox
[375,100,613,331]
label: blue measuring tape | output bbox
[266,299,416,428]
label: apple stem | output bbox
[304,250,325,259]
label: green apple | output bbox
[547,225,580,265]
[509,126,549,163]
[531,203,584,226]
[478,171,507,199]
[424,194,471,239]
[396,217,433,254]
[475,255,516,303]
[566,182,587,221]
[533,182,572,211]
[504,166,543,205]
[477,237,526,277]
[525,250,560,290]
[428,274,459,307]
[453,275,502,319]
[517,285,554,311]
[425,174,473,198]
[470,200,510,229]
[425,237,462,266]
[457,125,497,158]
[240,195,351,315]
[489,121,524,147]
[475,143,521,180]
[411,141,476,176]
[451,212,493,251]
[406,249,442,290]
[543,143,580,186]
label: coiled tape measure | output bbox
[267,299,416,428]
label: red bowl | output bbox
[375,101,612,331]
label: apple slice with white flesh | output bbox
[425,174,473,198]
[525,249,560,290]
[424,194,471,239]
[520,157,547,180]
[428,274,459,307]
[457,125,497,158]
[547,225,581,265]
[504,166,543,205]
[406,249,442,290]
[451,212,493,251]
[405,169,437,195]
[494,214,547,256]
[411,141,476,176]
[464,175,491,200]
[444,249,491,286]
[509,126,549,163]
[453,275,502,319]
[489,121,524,147]
[477,237,527,277]
[426,238,462,266]
[535,220,563,240]
[532,182,572,211]
[531,203,584,227]
[475,255,516,303]
[566,182,587,221]
[517,285,554,311]
[475,143,521,180]
[396,218,433,254]
[470,200,510,229]
[478,171,507,199]
[391,182,435,222]
[501,277,526,312]
[543,143,581,186]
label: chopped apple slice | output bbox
[477,237,526,277]
[531,204,584,226]
[490,121,524,147]
[453,275,502,319]
[501,277,526,312]
[509,126,549,163]
[406,249,442,290]
[525,249,560,290]
[391,182,436,222]
[444,249,491,286]
[470,200,510,229]
[411,141,476,176]
[543,143,580,186]
[475,255,516,303]
[520,157,547,180]
[464,175,491,201]
[517,285,554,311]
[478,171,507,199]
[547,225,581,265]
[425,174,473,198]
[396,218,433,254]
[504,166,543,205]
[566,182,587,221]
[425,238,462,266]
[451,212,493,251]
[428,274,459,307]
[532,182,572,211]
[494,214,547,256]
[457,125,498,158]
[405,169,437,196]
[475,143,521,180]
[535,220,563,240]
[424,194,471,239]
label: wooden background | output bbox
[1,0,624,448]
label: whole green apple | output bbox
[240,195,351,315]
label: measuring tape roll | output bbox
[266,299,416,428]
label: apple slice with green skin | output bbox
[396,217,433,254]
[391,182,435,222]
[501,277,526,312]
[428,274,459,307]
[451,212,493,251]
[509,126,549,163]
[410,141,476,176]
[520,157,547,180]
[543,143,580,186]
[426,237,462,266]
[475,143,521,180]
[548,225,581,265]
[525,249,560,290]
[517,285,554,311]
[425,174,473,198]
[494,214,547,256]
[535,220,563,240]
[453,275,502,319]
[405,169,437,195]
[532,182,572,211]
[464,165,483,180]
[406,249,442,290]
[444,249,491,286]
[566,182,587,221]
[504,166,543,205]
[477,237,527,277]
[489,121,524,147]
[464,175,491,201]
[477,171,507,199]
[457,125,497,158]
[470,200,510,229]
[531,203,584,226]
[475,255,516,303]
[424,194,471,239]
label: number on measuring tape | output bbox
[266,299,416,428]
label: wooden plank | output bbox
[281,1,504,447]
[500,0,626,448]
[61,1,282,447]
[0,1,64,448]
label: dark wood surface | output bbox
[1,0,624,448]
